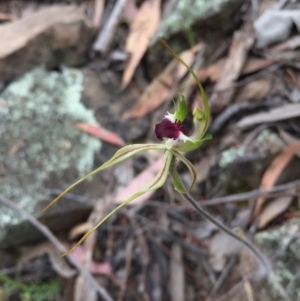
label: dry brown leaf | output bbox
[0,5,85,59]
[113,155,164,205]
[169,244,184,301]
[197,58,225,83]
[121,0,161,88]
[235,78,271,103]
[257,196,293,229]
[243,280,255,301]
[269,35,300,53]
[253,142,300,218]
[123,44,203,119]
[209,24,254,112]
[18,241,76,278]
[237,103,300,128]
[194,156,211,184]
[209,231,243,272]
[92,0,104,28]
[0,12,17,21]
[242,58,275,75]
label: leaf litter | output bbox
[2,0,300,300]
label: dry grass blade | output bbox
[121,0,161,89]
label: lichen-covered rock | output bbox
[0,67,101,247]
[152,0,244,43]
[256,219,300,300]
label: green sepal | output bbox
[61,150,173,256]
[42,144,166,213]
[171,150,197,190]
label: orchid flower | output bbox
[42,40,212,255]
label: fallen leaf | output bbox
[278,129,300,158]
[209,231,243,272]
[269,35,300,53]
[193,156,211,184]
[123,44,204,119]
[169,244,184,301]
[197,58,225,82]
[242,58,274,75]
[0,5,93,81]
[257,196,293,229]
[255,10,300,48]
[0,12,17,21]
[121,0,138,22]
[236,103,300,128]
[121,0,161,88]
[234,78,271,102]
[75,122,125,147]
[209,24,254,112]
[253,142,300,218]
[0,5,86,59]
[113,155,164,205]
[92,0,105,28]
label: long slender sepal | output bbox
[42,144,166,213]
[61,150,174,256]
[171,150,197,190]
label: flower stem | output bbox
[183,192,269,271]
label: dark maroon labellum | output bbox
[155,118,188,141]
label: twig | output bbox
[93,0,128,53]
[117,236,134,301]
[0,194,114,301]
[93,0,105,28]
[210,256,237,296]
[200,179,300,206]
[182,193,270,272]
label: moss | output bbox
[0,67,101,233]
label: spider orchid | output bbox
[42,40,212,255]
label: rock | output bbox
[0,5,95,82]
[153,0,244,43]
[255,219,300,301]
[0,67,101,248]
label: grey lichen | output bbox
[0,67,101,232]
[256,219,300,300]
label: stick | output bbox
[0,194,114,301]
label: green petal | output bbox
[159,38,210,132]
[61,150,173,256]
[172,134,212,152]
[42,144,166,213]
[174,93,187,122]
[171,150,197,190]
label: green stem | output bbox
[183,193,269,271]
